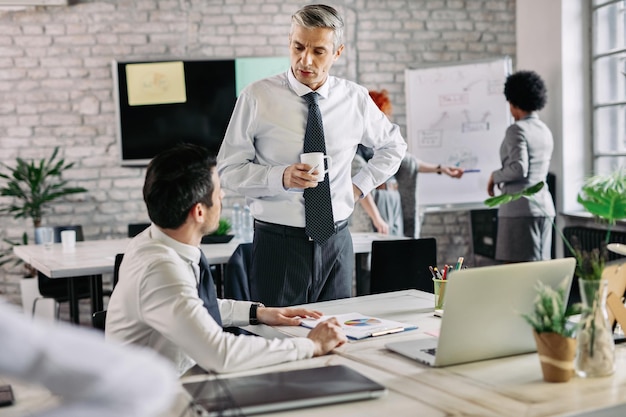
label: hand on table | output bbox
[257,306,322,326]
[307,317,347,356]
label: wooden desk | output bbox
[235,290,626,417]
[12,233,397,324]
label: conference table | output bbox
[178,289,626,417]
[4,289,626,416]
[12,232,397,324]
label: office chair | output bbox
[32,225,93,321]
[92,253,123,331]
[223,243,253,301]
[128,222,150,237]
[369,238,437,295]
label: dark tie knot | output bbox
[304,92,319,106]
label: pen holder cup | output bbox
[433,278,447,310]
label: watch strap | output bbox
[249,303,264,325]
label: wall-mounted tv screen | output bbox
[113,57,289,167]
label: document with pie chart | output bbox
[301,313,417,340]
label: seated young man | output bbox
[105,144,346,376]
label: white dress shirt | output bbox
[0,299,177,417]
[105,225,314,376]
[217,70,407,227]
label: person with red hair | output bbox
[351,89,464,236]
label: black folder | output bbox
[183,364,387,416]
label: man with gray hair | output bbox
[218,4,406,307]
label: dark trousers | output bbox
[250,220,353,307]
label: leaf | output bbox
[484,182,545,207]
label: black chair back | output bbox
[370,238,437,295]
[52,225,84,243]
[92,253,123,331]
[223,243,253,301]
[128,223,150,237]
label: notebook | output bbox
[385,258,576,367]
[183,365,387,416]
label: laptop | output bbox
[183,364,387,416]
[385,258,576,367]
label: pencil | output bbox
[454,257,464,270]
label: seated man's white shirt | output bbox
[105,225,314,376]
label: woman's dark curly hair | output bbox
[504,70,547,112]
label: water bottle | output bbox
[231,203,241,238]
[242,206,253,242]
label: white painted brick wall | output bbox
[0,0,512,304]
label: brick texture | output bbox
[0,0,512,304]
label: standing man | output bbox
[217,4,407,306]
[106,144,346,377]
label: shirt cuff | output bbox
[291,337,316,359]
[352,170,376,197]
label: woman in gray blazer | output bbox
[488,71,555,262]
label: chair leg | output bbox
[31,297,59,321]
[31,297,42,318]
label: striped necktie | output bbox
[303,92,335,244]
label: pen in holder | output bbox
[433,278,447,310]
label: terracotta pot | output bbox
[533,331,576,383]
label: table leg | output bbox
[67,279,79,324]
[90,275,104,314]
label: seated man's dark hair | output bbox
[143,143,217,229]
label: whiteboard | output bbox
[405,57,512,207]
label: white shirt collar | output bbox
[287,69,330,100]
[150,224,201,265]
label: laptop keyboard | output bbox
[421,347,437,356]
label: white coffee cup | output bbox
[60,230,76,250]
[300,152,332,182]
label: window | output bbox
[592,0,626,173]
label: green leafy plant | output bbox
[211,218,232,236]
[0,147,87,275]
[522,278,578,337]
[0,147,87,228]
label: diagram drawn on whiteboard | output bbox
[405,57,512,207]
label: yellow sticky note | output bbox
[126,61,187,106]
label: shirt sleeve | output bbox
[139,260,315,374]
[0,301,178,417]
[217,91,289,198]
[352,97,407,195]
[492,123,528,184]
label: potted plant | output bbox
[485,169,626,378]
[0,147,87,275]
[201,218,234,244]
[522,278,577,382]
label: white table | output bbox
[13,232,400,324]
[6,290,626,416]
[194,290,626,417]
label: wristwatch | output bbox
[437,164,442,175]
[249,303,264,325]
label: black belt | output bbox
[254,219,348,240]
